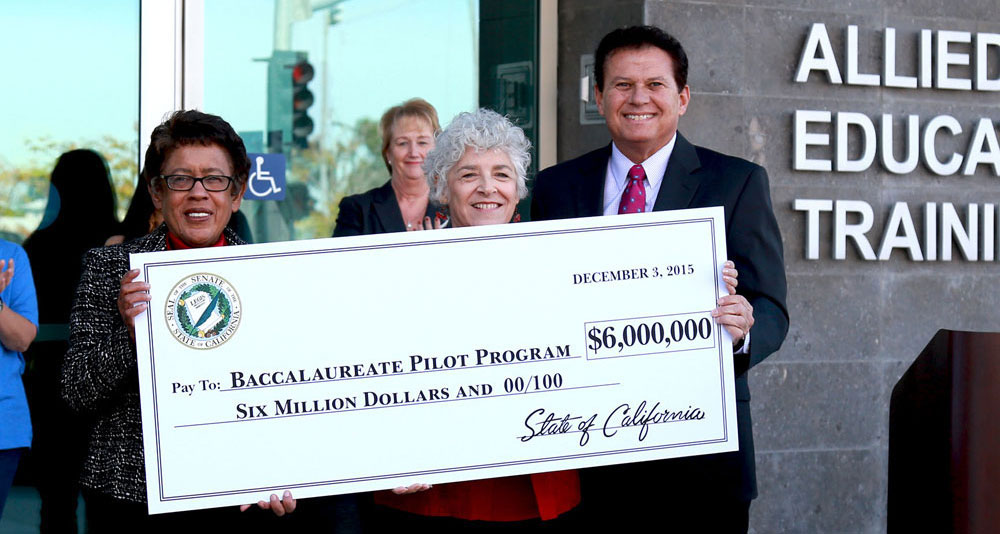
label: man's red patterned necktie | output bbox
[618,164,647,214]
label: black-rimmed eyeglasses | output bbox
[157,174,233,192]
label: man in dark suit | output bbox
[531,26,788,532]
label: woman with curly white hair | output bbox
[421,108,531,228]
[368,109,581,531]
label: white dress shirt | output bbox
[602,136,676,216]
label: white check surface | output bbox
[131,207,737,513]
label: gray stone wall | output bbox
[556,1,1000,532]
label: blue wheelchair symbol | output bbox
[245,153,286,200]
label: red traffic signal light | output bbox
[292,59,315,148]
[292,61,314,85]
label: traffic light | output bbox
[291,59,315,149]
[265,51,315,153]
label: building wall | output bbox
[557,1,1000,532]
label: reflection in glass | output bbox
[0,1,139,241]
[202,0,479,242]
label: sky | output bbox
[0,0,140,168]
[0,0,478,168]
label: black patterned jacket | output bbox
[62,224,245,503]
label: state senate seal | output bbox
[164,273,241,349]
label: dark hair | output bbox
[118,176,158,241]
[142,110,250,194]
[22,149,119,323]
[39,149,118,236]
[594,25,688,91]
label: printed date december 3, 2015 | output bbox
[571,264,694,285]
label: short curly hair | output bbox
[143,110,250,196]
[424,109,531,204]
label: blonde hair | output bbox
[379,98,441,173]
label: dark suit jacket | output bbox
[63,225,247,502]
[332,179,436,237]
[531,133,789,502]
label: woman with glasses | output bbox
[61,110,296,531]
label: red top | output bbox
[373,471,580,522]
[165,232,226,250]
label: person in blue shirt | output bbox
[0,240,39,520]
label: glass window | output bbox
[201,0,480,242]
[0,1,140,242]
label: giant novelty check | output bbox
[131,207,737,513]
